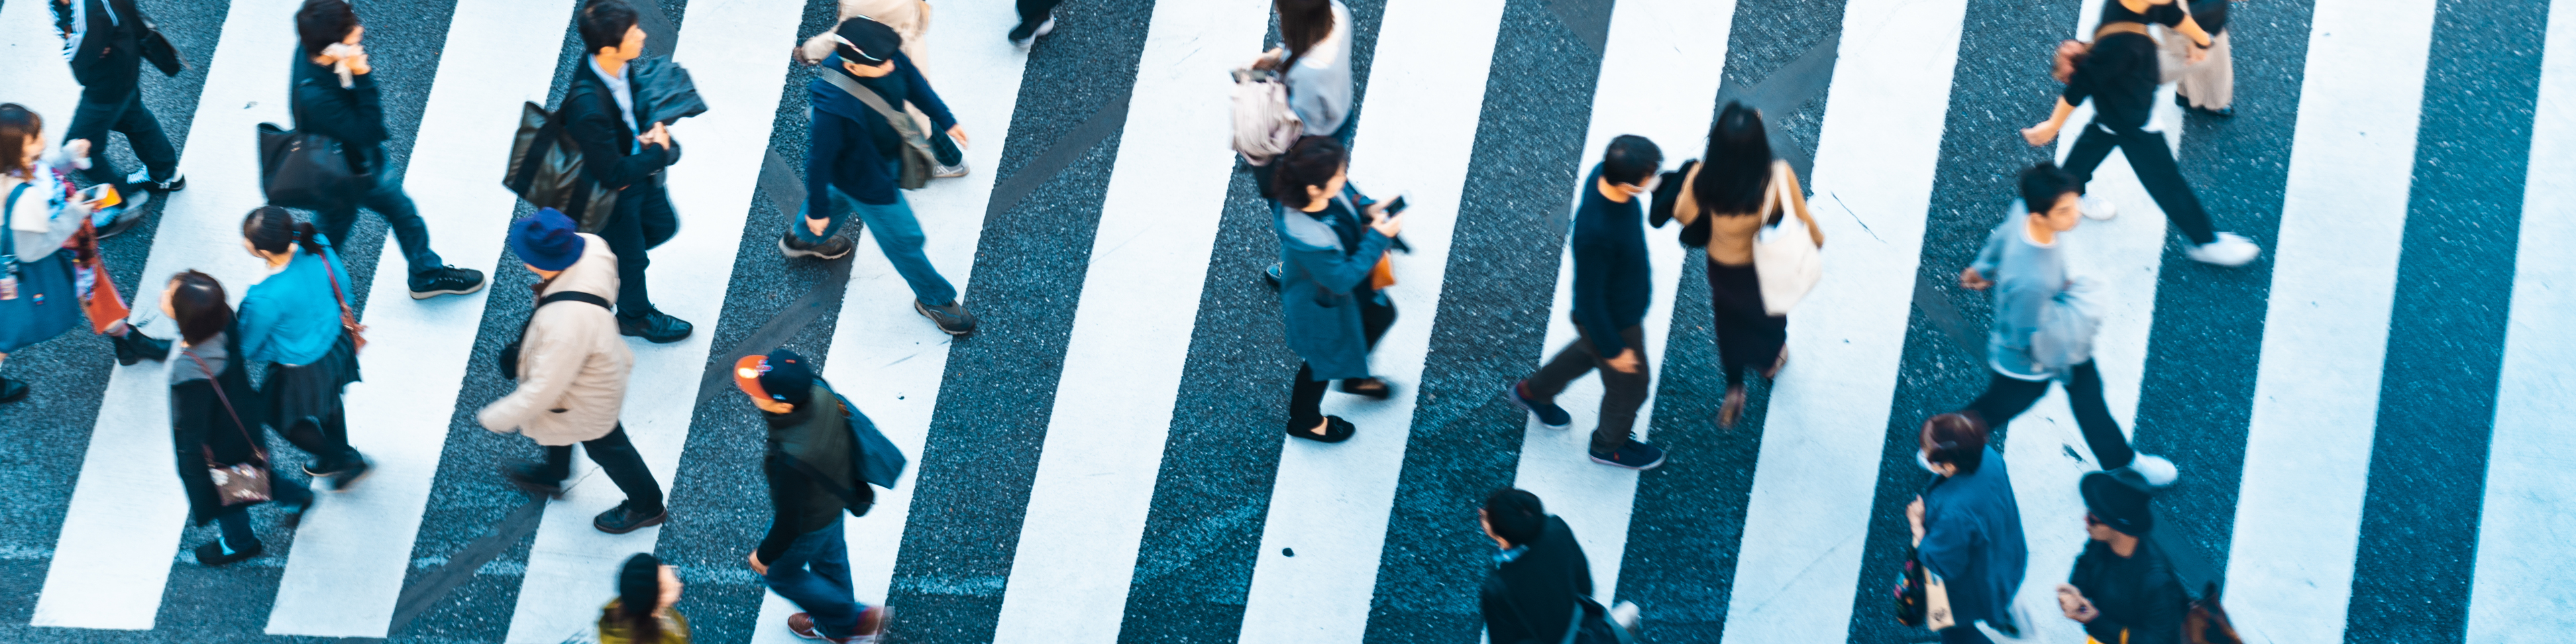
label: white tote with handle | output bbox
[1751,170,1823,315]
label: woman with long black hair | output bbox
[237,206,371,490]
[1271,136,1401,443]
[598,553,689,643]
[1671,103,1823,427]
[166,270,315,566]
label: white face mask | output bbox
[1917,450,1945,476]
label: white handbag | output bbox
[1751,170,1823,315]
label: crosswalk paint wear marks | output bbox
[32,0,299,630]
[499,1,810,642]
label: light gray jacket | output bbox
[1969,201,2098,380]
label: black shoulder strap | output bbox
[537,290,612,311]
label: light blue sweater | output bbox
[237,239,352,366]
[1969,201,2068,381]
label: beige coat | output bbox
[1672,160,1824,266]
[478,233,633,446]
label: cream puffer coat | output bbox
[478,233,633,445]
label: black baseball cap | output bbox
[2080,470,2155,536]
[831,17,900,66]
[733,349,816,407]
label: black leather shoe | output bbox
[0,377,27,405]
[113,328,172,366]
[1288,416,1356,443]
[194,539,262,566]
[618,309,694,343]
[594,502,667,535]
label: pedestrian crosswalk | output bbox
[1,0,2569,642]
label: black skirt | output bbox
[1707,260,1788,384]
[264,333,361,427]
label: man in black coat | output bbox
[2059,470,2187,644]
[563,0,689,343]
[1480,488,1593,644]
[51,0,182,226]
[290,0,486,300]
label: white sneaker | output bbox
[2125,453,2179,487]
[2185,232,2261,266]
[2080,194,2117,220]
[1609,600,1642,635]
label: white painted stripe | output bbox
[1717,0,1966,638]
[745,1,1034,639]
[260,1,580,636]
[1,0,88,147]
[30,0,298,630]
[1231,0,1509,640]
[1505,0,1733,606]
[2221,0,2438,641]
[498,2,804,641]
[984,0,1270,640]
[2464,1,2576,641]
[1998,13,2198,644]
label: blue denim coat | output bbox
[1919,446,2030,630]
[1274,192,1391,381]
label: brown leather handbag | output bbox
[321,254,366,353]
[187,353,272,506]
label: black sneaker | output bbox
[619,309,694,343]
[1507,380,1572,429]
[915,300,977,335]
[409,266,489,299]
[1589,439,1667,470]
[1008,11,1055,50]
[500,462,566,499]
[594,502,667,535]
[112,328,172,366]
[194,538,263,566]
[0,377,27,405]
[125,170,185,193]
[779,231,855,260]
[321,455,372,492]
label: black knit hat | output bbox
[831,17,901,66]
[2080,470,2155,536]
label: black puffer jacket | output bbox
[2068,537,2188,644]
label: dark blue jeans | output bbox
[796,183,957,307]
[315,173,445,277]
[765,519,864,639]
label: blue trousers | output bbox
[765,519,865,639]
[315,174,445,277]
[796,184,957,307]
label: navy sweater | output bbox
[1570,164,1653,355]
[808,52,957,209]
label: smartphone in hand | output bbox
[76,183,119,209]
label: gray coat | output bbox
[1275,196,1391,381]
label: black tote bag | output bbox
[257,122,365,211]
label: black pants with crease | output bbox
[64,89,178,186]
[598,183,680,317]
[1525,324,1648,453]
[533,424,665,515]
[2060,121,2218,246]
[1960,360,2136,471]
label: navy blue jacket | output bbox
[808,52,956,209]
[290,45,392,173]
[1570,164,1652,355]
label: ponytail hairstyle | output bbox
[241,205,327,257]
[168,270,235,346]
[0,103,40,180]
[1269,136,1348,205]
[1695,101,1773,216]
[1274,0,1335,71]
[614,553,664,643]
[1921,413,1989,475]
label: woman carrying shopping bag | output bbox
[1664,103,1822,427]
[0,103,169,404]
[164,270,315,566]
[236,206,373,490]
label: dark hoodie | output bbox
[757,382,862,563]
[806,52,956,209]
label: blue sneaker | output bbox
[1589,439,1666,471]
[1507,380,1572,429]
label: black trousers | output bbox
[1961,360,2135,470]
[1525,324,1649,453]
[63,89,178,186]
[1015,0,1062,28]
[315,173,445,277]
[534,424,665,514]
[2060,121,2218,246]
[598,184,679,317]
[1288,291,1396,430]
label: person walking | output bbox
[2058,470,2187,644]
[1907,413,2030,643]
[1252,0,1355,283]
[50,0,182,233]
[2156,0,2235,116]
[566,0,690,343]
[235,206,370,490]
[481,208,666,535]
[1478,488,1593,644]
[3,104,171,405]
[795,0,970,176]
[1668,103,1821,428]
[735,350,892,643]
[791,17,979,336]
[290,0,486,300]
[1507,135,1668,470]
[1956,163,2176,485]
[2023,10,2259,266]
[598,553,690,644]
[1271,136,1399,443]
[163,270,317,566]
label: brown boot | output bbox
[1719,385,1747,428]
